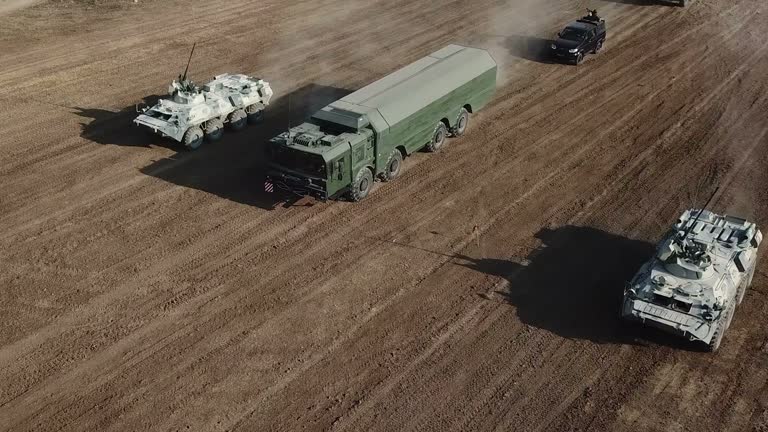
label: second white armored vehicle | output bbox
[622,207,762,352]
[134,73,273,150]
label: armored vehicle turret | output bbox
[622,208,762,351]
[133,45,273,150]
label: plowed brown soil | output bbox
[1,0,767,431]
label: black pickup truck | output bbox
[550,12,607,65]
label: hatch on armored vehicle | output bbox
[133,44,273,150]
[622,196,762,352]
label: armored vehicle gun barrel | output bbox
[181,42,196,83]
[680,186,719,241]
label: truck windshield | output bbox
[560,28,587,41]
[272,146,327,177]
[309,117,357,135]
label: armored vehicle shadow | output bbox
[137,84,352,209]
[458,226,656,344]
[75,95,165,148]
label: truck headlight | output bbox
[569,48,579,53]
[550,44,557,49]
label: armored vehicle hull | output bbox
[134,73,273,150]
[622,209,762,351]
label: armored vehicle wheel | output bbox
[593,40,604,54]
[246,104,264,124]
[350,168,373,201]
[183,127,204,150]
[426,121,448,152]
[229,109,247,131]
[707,303,733,352]
[737,269,752,305]
[452,108,470,137]
[707,322,724,352]
[575,52,584,65]
[382,150,402,181]
[737,282,746,305]
[204,119,224,141]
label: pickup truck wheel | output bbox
[451,108,470,137]
[575,52,584,65]
[204,118,224,141]
[183,126,204,150]
[426,122,448,152]
[228,109,247,131]
[593,40,603,54]
[246,104,264,124]
[350,168,373,201]
[383,150,402,181]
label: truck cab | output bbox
[265,107,375,200]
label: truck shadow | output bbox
[456,225,700,348]
[80,84,351,210]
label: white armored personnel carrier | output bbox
[622,206,762,351]
[133,45,273,150]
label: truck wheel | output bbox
[204,118,224,141]
[350,168,373,201]
[183,126,204,150]
[451,108,470,137]
[228,109,247,131]
[426,122,448,152]
[679,0,686,6]
[246,104,264,124]
[575,52,584,65]
[382,150,402,181]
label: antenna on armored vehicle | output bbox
[680,186,720,240]
[181,42,196,83]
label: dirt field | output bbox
[1,0,767,430]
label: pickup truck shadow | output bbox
[503,35,557,64]
[456,225,689,346]
[601,0,682,5]
[134,84,352,210]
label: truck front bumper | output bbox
[264,172,328,201]
[551,50,580,63]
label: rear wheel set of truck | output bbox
[349,108,472,202]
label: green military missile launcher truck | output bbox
[264,44,497,201]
